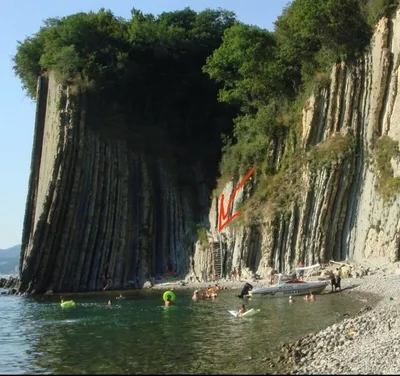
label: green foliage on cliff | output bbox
[190,223,209,247]
[373,135,400,198]
[202,0,373,219]
[14,8,236,99]
[361,0,400,26]
[308,132,356,171]
[13,7,239,188]
[13,1,395,214]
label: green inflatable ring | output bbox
[163,290,176,302]
[60,300,76,308]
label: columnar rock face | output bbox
[188,13,400,280]
[19,72,207,293]
[20,13,400,291]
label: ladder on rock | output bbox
[212,241,223,281]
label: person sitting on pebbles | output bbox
[289,296,295,303]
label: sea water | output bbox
[0,288,365,374]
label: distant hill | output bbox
[0,244,20,275]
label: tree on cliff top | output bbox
[13,7,238,187]
[13,7,235,99]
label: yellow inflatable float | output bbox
[60,300,76,308]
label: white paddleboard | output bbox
[228,308,258,317]
[295,263,320,272]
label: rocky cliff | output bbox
[188,13,400,281]
[19,72,210,293]
[19,12,400,293]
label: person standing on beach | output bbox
[297,261,304,280]
[231,268,237,281]
[332,268,342,291]
[270,269,276,285]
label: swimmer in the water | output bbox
[108,300,112,306]
[116,294,125,300]
[165,295,174,307]
[192,290,201,301]
[238,304,247,316]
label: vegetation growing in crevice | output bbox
[360,0,400,27]
[308,132,356,172]
[372,135,400,198]
[191,224,209,247]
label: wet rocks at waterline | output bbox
[0,276,18,290]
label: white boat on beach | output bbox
[249,271,329,298]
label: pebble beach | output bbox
[281,262,400,375]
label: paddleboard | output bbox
[295,263,320,272]
[228,308,258,317]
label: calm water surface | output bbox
[0,288,364,374]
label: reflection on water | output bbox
[0,289,365,374]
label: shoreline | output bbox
[274,265,400,375]
[150,278,248,291]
